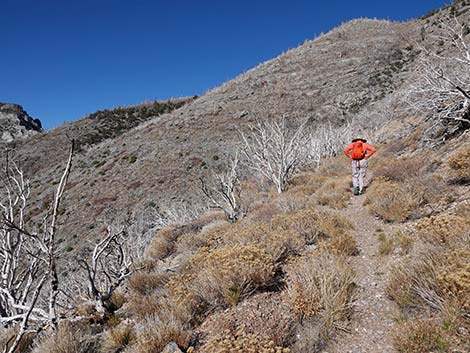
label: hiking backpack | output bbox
[351,141,366,160]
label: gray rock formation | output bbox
[160,342,183,353]
[0,103,42,143]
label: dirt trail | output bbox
[327,194,401,353]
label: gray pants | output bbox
[352,159,368,191]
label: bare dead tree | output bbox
[240,117,308,193]
[302,121,354,167]
[78,224,137,313]
[200,153,243,222]
[410,16,470,144]
[0,142,74,353]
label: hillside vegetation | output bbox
[1,1,470,352]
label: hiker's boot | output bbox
[353,187,359,195]
[359,189,364,195]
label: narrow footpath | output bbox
[327,194,401,353]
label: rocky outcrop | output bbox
[0,103,42,143]
[160,342,183,353]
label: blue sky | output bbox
[2,0,449,129]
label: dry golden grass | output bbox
[316,210,357,256]
[371,152,450,214]
[108,291,126,313]
[321,232,358,256]
[188,245,276,307]
[75,302,97,317]
[365,177,416,222]
[166,244,278,314]
[276,192,308,213]
[272,209,322,245]
[125,292,162,320]
[283,251,356,351]
[315,176,350,209]
[187,207,357,263]
[377,233,394,255]
[101,323,135,353]
[407,174,450,211]
[199,220,305,263]
[145,211,224,261]
[387,245,445,310]
[414,215,469,245]
[200,326,290,353]
[145,226,180,260]
[455,201,470,218]
[289,172,327,196]
[318,159,348,177]
[387,234,470,312]
[436,248,470,311]
[284,252,355,325]
[0,328,35,353]
[127,271,168,296]
[32,322,98,353]
[165,274,207,323]
[317,211,354,237]
[125,312,191,353]
[126,271,194,321]
[394,231,414,255]
[448,145,470,180]
[174,230,212,254]
[373,156,425,182]
[244,200,283,223]
[198,292,295,349]
[393,319,449,353]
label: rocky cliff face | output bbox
[0,103,42,143]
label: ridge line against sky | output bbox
[1,0,449,129]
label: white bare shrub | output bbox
[0,143,73,353]
[200,153,243,222]
[240,117,308,193]
[77,224,138,313]
[302,121,353,167]
[161,201,207,227]
[410,16,470,144]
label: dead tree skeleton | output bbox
[0,142,74,353]
[200,153,243,222]
[303,121,353,167]
[78,224,136,313]
[411,16,470,143]
[240,117,308,193]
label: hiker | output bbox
[343,137,376,195]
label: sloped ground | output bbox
[2,3,470,352]
[8,5,470,255]
[2,133,469,352]
[5,18,421,247]
[328,191,401,352]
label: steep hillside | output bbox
[5,2,470,251]
[8,19,422,241]
[2,2,470,353]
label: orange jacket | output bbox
[343,142,376,160]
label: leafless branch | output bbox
[240,116,308,193]
[200,153,244,222]
[77,224,138,313]
[410,15,470,144]
[0,142,74,353]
